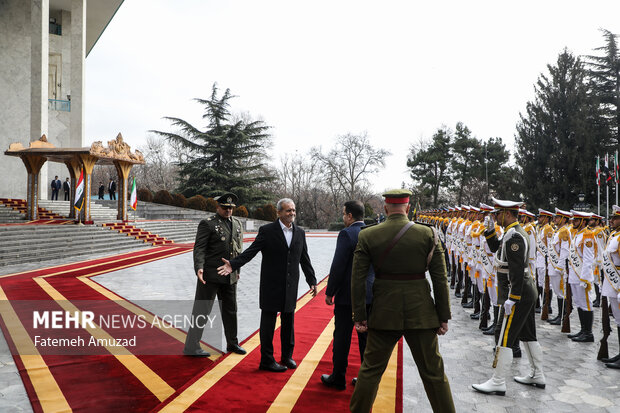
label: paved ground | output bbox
[1,236,619,412]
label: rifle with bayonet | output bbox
[561,260,572,333]
[597,296,611,360]
[541,259,551,321]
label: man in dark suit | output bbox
[108,179,116,200]
[183,193,246,357]
[321,200,374,390]
[51,176,61,200]
[98,182,105,200]
[63,178,71,201]
[218,198,317,372]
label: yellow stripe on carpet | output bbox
[0,286,71,413]
[158,278,329,412]
[374,344,398,411]
[33,278,174,402]
[77,276,221,360]
[266,318,335,412]
[0,246,185,279]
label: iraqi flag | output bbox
[129,177,137,211]
[74,169,85,211]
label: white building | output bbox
[0,0,123,199]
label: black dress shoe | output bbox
[601,353,620,363]
[320,374,345,390]
[183,348,211,357]
[572,333,594,342]
[606,359,620,369]
[567,330,583,339]
[352,377,357,386]
[462,301,474,308]
[227,344,247,355]
[259,361,287,372]
[470,312,480,320]
[281,358,297,369]
[455,292,462,298]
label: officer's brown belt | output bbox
[375,273,426,280]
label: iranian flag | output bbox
[596,156,600,187]
[74,169,85,211]
[129,177,137,211]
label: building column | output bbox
[31,0,49,200]
[65,156,81,219]
[70,0,86,147]
[114,160,133,222]
[21,155,47,220]
[78,154,97,224]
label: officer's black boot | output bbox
[470,289,481,318]
[512,340,522,358]
[483,306,499,335]
[455,266,463,298]
[479,290,490,329]
[462,275,473,307]
[603,327,620,365]
[450,264,456,289]
[547,290,553,314]
[593,284,601,307]
[535,286,542,313]
[573,311,594,342]
[567,308,584,339]
[549,298,563,325]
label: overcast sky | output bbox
[85,0,620,193]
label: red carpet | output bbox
[0,240,403,412]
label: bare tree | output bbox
[133,134,179,192]
[311,132,390,200]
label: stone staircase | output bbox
[0,224,151,268]
[132,221,199,244]
[0,198,64,220]
[0,203,26,223]
[101,222,174,246]
[38,199,125,222]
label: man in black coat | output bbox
[98,182,105,200]
[63,178,71,201]
[218,198,317,372]
[108,179,116,200]
[321,200,374,390]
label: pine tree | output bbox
[406,126,452,206]
[515,49,610,209]
[450,122,482,205]
[151,84,274,206]
[584,29,620,145]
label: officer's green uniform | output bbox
[184,193,244,354]
[350,189,455,413]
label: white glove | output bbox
[504,299,516,315]
[579,281,587,289]
[617,292,620,302]
[484,216,493,229]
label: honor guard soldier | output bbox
[547,208,572,326]
[472,198,544,396]
[536,209,554,317]
[350,189,455,413]
[567,210,596,342]
[183,192,246,357]
[589,213,606,307]
[601,205,620,368]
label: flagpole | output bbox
[607,152,610,221]
[598,155,601,216]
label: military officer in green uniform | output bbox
[183,193,246,356]
[349,189,455,413]
[472,198,545,396]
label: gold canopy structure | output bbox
[4,134,145,222]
